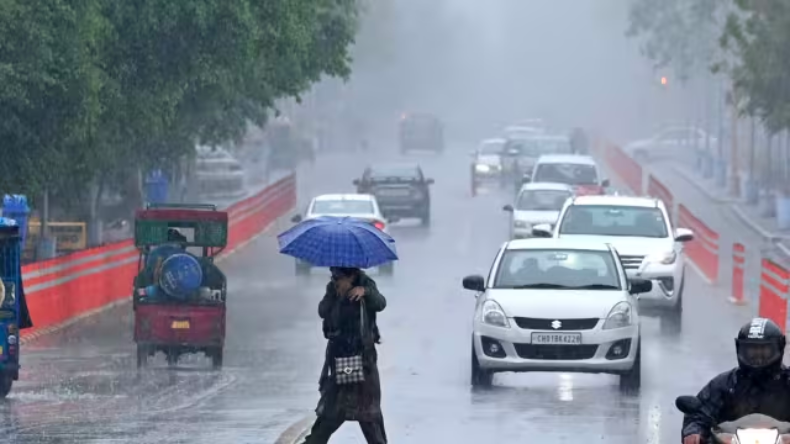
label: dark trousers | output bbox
[303,416,387,444]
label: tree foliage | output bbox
[626,0,725,81]
[721,0,790,132]
[0,0,359,211]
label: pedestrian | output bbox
[303,266,388,444]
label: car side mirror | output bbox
[628,278,652,295]
[601,179,610,187]
[531,223,552,238]
[502,204,514,212]
[462,274,486,292]
[675,396,703,415]
[291,214,303,223]
[352,179,360,186]
[521,174,532,184]
[426,178,435,185]
[674,228,694,242]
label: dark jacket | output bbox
[682,367,790,438]
[316,272,386,422]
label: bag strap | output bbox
[359,299,367,340]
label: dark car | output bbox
[354,164,434,226]
[399,113,444,154]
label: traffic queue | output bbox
[281,115,790,444]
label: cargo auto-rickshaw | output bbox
[133,203,228,369]
[0,220,26,396]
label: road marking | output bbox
[274,415,314,444]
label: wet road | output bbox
[3,145,751,443]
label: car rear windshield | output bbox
[369,166,420,181]
[533,163,598,185]
[494,249,620,289]
[558,205,668,238]
[311,200,374,215]
[516,190,571,211]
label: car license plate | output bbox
[171,320,190,329]
[378,189,410,197]
[531,332,581,345]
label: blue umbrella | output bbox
[277,216,398,268]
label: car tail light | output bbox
[372,220,385,231]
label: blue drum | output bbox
[158,253,203,300]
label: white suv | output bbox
[463,238,652,391]
[532,195,693,333]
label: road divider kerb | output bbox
[273,415,314,444]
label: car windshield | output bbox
[558,205,669,238]
[369,166,420,181]
[516,190,571,211]
[479,142,504,155]
[311,200,374,215]
[533,163,599,185]
[494,249,621,289]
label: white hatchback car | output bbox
[532,195,694,333]
[291,194,394,275]
[503,182,573,239]
[463,238,652,390]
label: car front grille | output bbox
[514,344,599,360]
[619,255,646,270]
[513,317,599,330]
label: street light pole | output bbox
[729,86,740,197]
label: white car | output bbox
[463,238,651,390]
[525,154,610,196]
[624,126,715,162]
[531,195,694,332]
[471,138,506,188]
[290,194,394,275]
[503,182,573,239]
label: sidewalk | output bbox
[666,161,790,259]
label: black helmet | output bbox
[735,318,785,373]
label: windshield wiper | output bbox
[571,284,619,290]
[510,283,567,289]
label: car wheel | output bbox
[471,344,493,388]
[619,338,641,392]
[295,260,311,276]
[420,210,431,227]
[379,262,394,276]
[660,277,684,335]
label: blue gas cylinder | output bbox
[158,253,203,300]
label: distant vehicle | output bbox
[291,194,393,275]
[399,113,444,154]
[470,138,506,196]
[624,126,714,162]
[354,164,433,226]
[531,195,694,333]
[501,135,573,192]
[503,183,573,239]
[524,154,609,196]
[462,237,651,390]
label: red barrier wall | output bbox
[604,144,642,194]
[647,175,673,222]
[20,173,297,338]
[731,243,746,305]
[677,204,719,283]
[759,258,789,332]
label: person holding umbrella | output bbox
[278,217,396,443]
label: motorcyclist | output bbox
[682,317,790,444]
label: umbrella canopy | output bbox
[278,216,398,268]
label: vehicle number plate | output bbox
[531,332,581,345]
[171,320,190,329]
[378,189,410,196]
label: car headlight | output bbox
[645,250,677,265]
[475,164,490,173]
[482,300,510,328]
[513,220,530,229]
[602,301,632,330]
